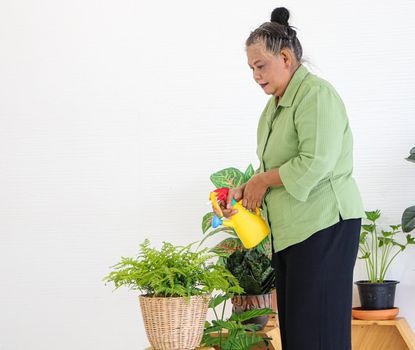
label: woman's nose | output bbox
[253,70,261,81]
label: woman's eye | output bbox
[257,65,264,70]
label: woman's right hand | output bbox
[213,186,245,218]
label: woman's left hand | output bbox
[242,173,269,211]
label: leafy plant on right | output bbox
[358,210,415,283]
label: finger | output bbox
[226,191,235,209]
[234,189,242,201]
[222,208,233,218]
[249,199,257,212]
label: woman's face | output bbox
[246,41,293,98]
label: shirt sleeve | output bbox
[279,85,346,202]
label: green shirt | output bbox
[256,64,365,253]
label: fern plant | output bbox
[103,239,243,298]
[202,294,274,350]
[200,164,272,261]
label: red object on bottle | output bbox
[214,188,229,202]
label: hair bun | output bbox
[270,7,290,26]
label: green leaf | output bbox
[402,206,415,233]
[208,294,229,309]
[210,237,244,256]
[229,308,274,322]
[359,232,368,243]
[225,249,275,295]
[362,224,375,233]
[210,167,245,188]
[381,230,394,237]
[254,235,272,260]
[214,320,242,331]
[405,147,415,163]
[202,212,215,233]
[365,210,381,222]
[358,252,370,259]
[244,164,255,182]
[221,333,266,350]
[406,235,415,245]
[201,333,221,347]
[198,227,235,248]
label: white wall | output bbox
[1,0,414,349]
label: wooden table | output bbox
[352,318,415,350]
[146,316,415,350]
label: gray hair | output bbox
[246,22,303,63]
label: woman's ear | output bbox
[280,48,295,66]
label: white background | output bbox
[1,0,415,349]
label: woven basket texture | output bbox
[139,295,210,350]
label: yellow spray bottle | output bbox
[209,188,270,249]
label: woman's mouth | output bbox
[260,83,268,89]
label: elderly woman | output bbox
[219,7,366,350]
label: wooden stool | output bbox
[352,317,415,350]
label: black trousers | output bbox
[271,214,361,350]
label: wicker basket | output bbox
[139,295,211,350]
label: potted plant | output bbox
[401,147,415,233]
[103,239,243,350]
[355,210,415,310]
[202,294,274,350]
[199,164,277,330]
[225,249,275,330]
[200,164,272,261]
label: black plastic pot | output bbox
[355,280,399,310]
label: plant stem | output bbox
[381,247,402,282]
[359,247,370,281]
[213,307,219,322]
[374,223,378,282]
[218,298,227,349]
[364,241,375,282]
[379,241,387,283]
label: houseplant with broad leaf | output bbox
[355,210,415,311]
[200,164,272,262]
[401,147,415,233]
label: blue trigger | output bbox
[212,215,223,228]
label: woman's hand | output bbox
[213,186,244,218]
[242,173,269,211]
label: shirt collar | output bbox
[276,64,309,108]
